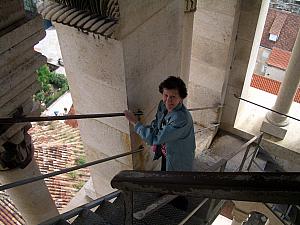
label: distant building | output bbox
[254,8,300,81]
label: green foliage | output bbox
[34,65,69,107]
[75,156,86,166]
[73,180,85,190]
[68,171,78,180]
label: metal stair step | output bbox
[95,194,125,225]
[158,203,203,225]
[71,209,111,225]
[138,211,179,225]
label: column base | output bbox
[260,121,287,140]
[266,111,289,127]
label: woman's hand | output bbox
[123,110,138,125]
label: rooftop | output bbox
[267,47,291,70]
[261,8,300,51]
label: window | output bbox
[269,33,278,42]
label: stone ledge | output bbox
[0,81,40,116]
[0,29,45,68]
[0,14,44,54]
[0,53,46,98]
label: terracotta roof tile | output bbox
[261,8,300,51]
[250,74,300,103]
[267,47,291,70]
[0,192,25,225]
[269,13,287,36]
[0,121,89,224]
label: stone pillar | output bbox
[0,159,58,225]
[0,0,59,223]
[118,0,194,170]
[261,30,300,139]
[50,0,195,198]
[188,0,241,151]
[231,207,248,225]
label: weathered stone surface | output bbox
[0,49,36,76]
[0,81,40,116]
[78,119,132,167]
[55,23,128,134]
[0,15,44,54]
[0,30,45,69]
[188,0,239,129]
[198,0,238,16]
[0,54,45,99]
[0,0,24,30]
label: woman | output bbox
[124,76,195,171]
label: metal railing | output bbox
[39,191,121,225]
[0,104,221,225]
[111,170,300,224]
[234,94,300,122]
[0,112,144,124]
[208,133,263,173]
[0,147,144,192]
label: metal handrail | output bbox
[111,171,300,204]
[209,133,263,172]
[0,104,221,124]
[0,147,144,192]
[39,191,121,225]
[234,94,300,122]
[0,112,144,124]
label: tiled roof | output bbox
[267,47,291,70]
[261,8,300,51]
[250,74,300,103]
[0,192,25,225]
[29,121,90,210]
[0,121,89,225]
[269,13,287,36]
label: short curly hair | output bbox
[159,76,187,99]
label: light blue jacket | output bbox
[134,100,195,171]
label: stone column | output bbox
[49,0,195,198]
[0,0,59,223]
[0,159,58,225]
[261,30,300,139]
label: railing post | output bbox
[239,145,251,171]
[219,161,227,172]
[124,191,133,225]
[247,134,263,171]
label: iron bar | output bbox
[112,171,300,204]
[39,191,121,225]
[234,94,300,122]
[0,103,221,124]
[239,145,251,171]
[0,112,144,124]
[0,147,144,192]
[178,198,209,225]
[247,135,263,171]
[225,134,262,161]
